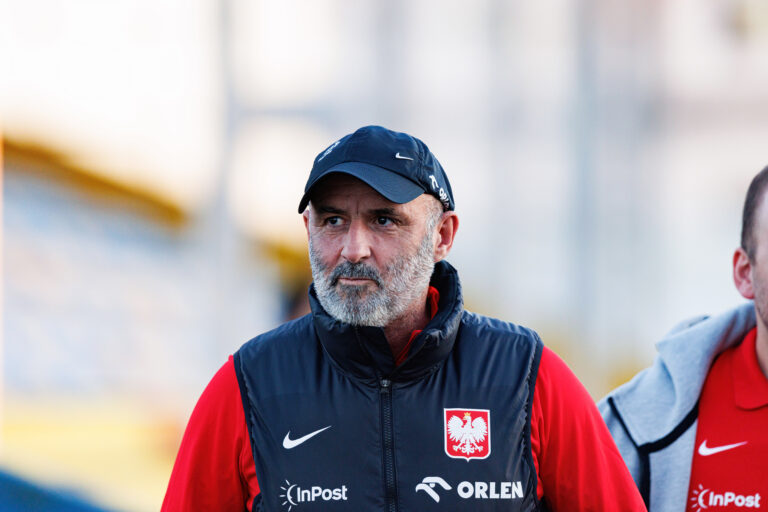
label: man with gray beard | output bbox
[308,199,440,334]
[163,125,644,511]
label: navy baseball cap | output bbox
[298,125,455,213]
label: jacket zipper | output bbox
[380,378,398,512]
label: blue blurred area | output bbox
[0,470,111,512]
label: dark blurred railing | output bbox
[0,469,111,511]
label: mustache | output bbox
[330,261,382,286]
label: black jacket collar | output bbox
[309,260,464,383]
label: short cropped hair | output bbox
[741,165,768,260]
[425,196,444,231]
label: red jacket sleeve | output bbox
[162,357,259,512]
[530,346,646,511]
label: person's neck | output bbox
[383,289,431,359]
[756,318,768,380]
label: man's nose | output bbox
[340,221,372,263]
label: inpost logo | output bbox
[690,484,761,511]
[279,480,348,511]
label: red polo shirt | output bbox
[687,328,768,511]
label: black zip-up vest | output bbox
[234,261,545,511]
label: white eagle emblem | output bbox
[444,408,491,460]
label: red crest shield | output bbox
[444,408,491,461]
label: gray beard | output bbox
[309,231,436,327]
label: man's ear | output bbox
[733,247,755,299]
[433,212,459,262]
[303,209,311,239]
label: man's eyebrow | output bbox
[370,207,399,216]
[314,205,345,214]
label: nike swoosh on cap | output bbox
[282,425,332,449]
[698,440,747,456]
[394,152,414,160]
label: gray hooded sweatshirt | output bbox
[598,302,756,511]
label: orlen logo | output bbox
[690,484,761,511]
[415,476,523,503]
[279,479,348,511]
[415,476,452,503]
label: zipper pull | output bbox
[380,378,391,392]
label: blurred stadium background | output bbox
[1,0,767,510]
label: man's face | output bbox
[749,192,768,329]
[304,174,440,327]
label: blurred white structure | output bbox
[0,0,766,472]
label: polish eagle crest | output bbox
[444,409,491,460]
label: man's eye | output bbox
[325,216,342,226]
[376,216,393,226]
